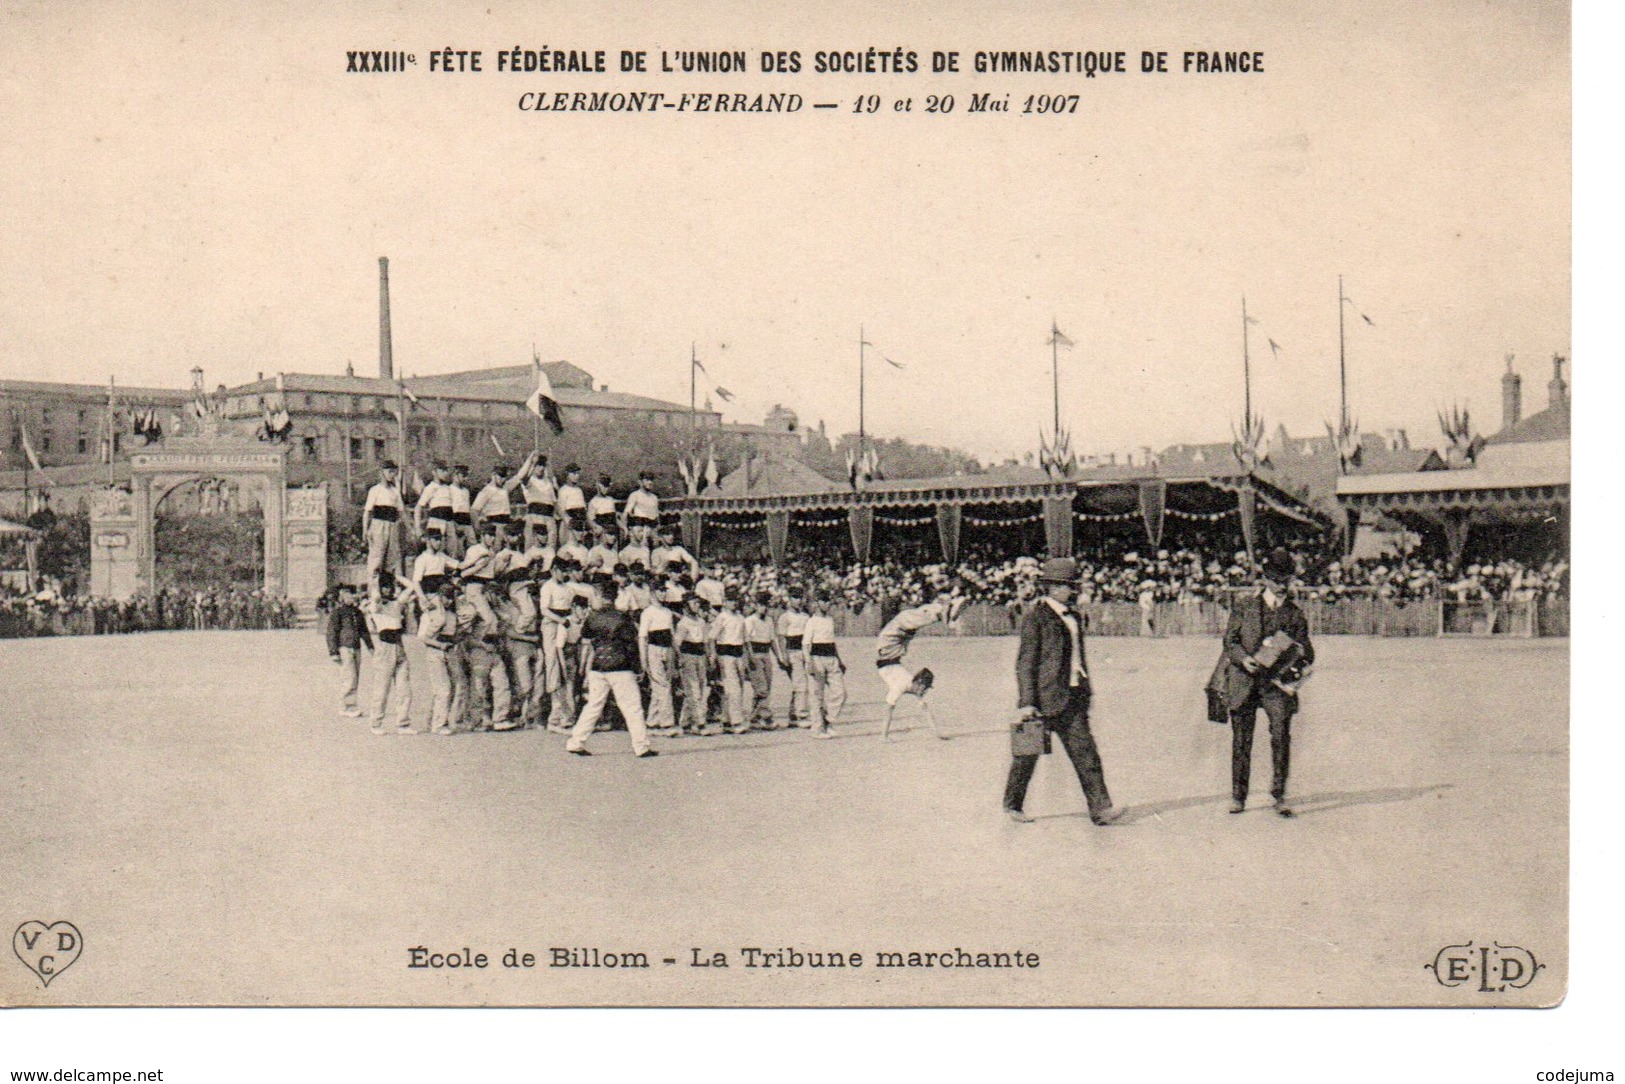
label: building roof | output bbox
[713,455,844,497]
[1336,438,1568,496]
[1484,399,1570,446]
[227,367,706,415]
[0,378,191,402]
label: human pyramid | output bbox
[331,453,955,755]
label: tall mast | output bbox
[1052,319,1061,439]
[690,342,698,434]
[1338,274,1348,430]
[1241,297,1252,423]
[858,325,867,464]
[106,374,117,487]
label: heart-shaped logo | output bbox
[13,921,83,988]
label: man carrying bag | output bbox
[1002,557,1122,826]
[1216,548,1315,817]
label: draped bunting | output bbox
[1138,479,1167,550]
[1237,485,1257,563]
[680,508,703,558]
[1439,509,1473,572]
[1042,496,1074,558]
[847,506,873,564]
[766,510,789,565]
[935,504,962,565]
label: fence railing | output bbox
[830,597,1568,639]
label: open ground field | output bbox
[0,630,1566,1006]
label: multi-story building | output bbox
[1,378,191,471]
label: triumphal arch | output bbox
[88,422,328,606]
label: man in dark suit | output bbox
[1221,548,1315,817]
[1003,557,1122,826]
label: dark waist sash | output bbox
[453,511,472,525]
[627,515,657,527]
[592,511,617,525]
[679,643,707,656]
[546,608,573,620]
[809,643,838,657]
[876,658,903,669]
[564,508,586,524]
[485,512,511,524]
[783,634,803,649]
[369,506,400,522]
[525,502,556,518]
[716,644,744,657]
[378,628,403,645]
[426,506,453,521]
[645,629,673,647]
[749,641,774,652]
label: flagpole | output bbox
[397,379,407,474]
[1338,274,1348,433]
[858,325,866,470]
[106,374,116,487]
[532,344,541,458]
[1051,319,1060,441]
[1241,297,1252,424]
[18,412,29,517]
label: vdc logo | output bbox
[1426,941,1543,992]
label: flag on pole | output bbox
[19,423,42,472]
[1267,338,1282,358]
[526,360,565,434]
[692,355,708,376]
[1360,313,1375,326]
[883,356,904,370]
[714,386,735,403]
[1049,322,1075,348]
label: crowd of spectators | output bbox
[699,538,1569,616]
[0,582,296,639]
[1,525,1568,640]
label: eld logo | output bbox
[13,920,83,988]
[1426,941,1543,992]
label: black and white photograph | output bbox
[0,0,1609,1075]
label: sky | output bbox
[0,0,1570,462]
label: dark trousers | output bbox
[1230,695,1294,802]
[1003,691,1112,818]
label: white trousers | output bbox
[567,670,651,755]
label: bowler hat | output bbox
[1038,557,1079,584]
[1262,548,1295,581]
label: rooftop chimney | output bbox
[378,257,394,382]
[1548,353,1567,408]
[1501,355,1522,431]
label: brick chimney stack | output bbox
[1548,353,1567,408]
[1501,355,1521,431]
[378,257,394,382]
